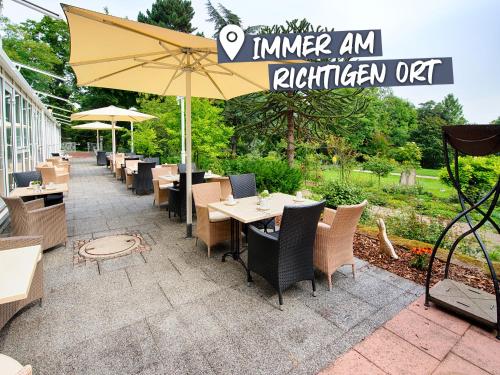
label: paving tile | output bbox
[98,252,146,273]
[408,295,470,335]
[318,350,386,375]
[355,327,440,375]
[384,308,460,360]
[432,352,489,375]
[452,327,500,375]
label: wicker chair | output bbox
[168,171,205,221]
[13,171,63,207]
[51,152,60,157]
[314,200,368,290]
[162,163,178,174]
[124,159,139,188]
[208,177,232,200]
[36,164,69,185]
[247,201,325,308]
[229,173,274,232]
[177,162,197,173]
[2,197,67,251]
[132,161,156,195]
[152,166,173,207]
[144,157,160,164]
[96,151,107,166]
[46,157,70,173]
[114,156,125,180]
[192,182,231,257]
[0,236,43,331]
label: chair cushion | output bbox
[209,211,230,223]
[159,183,173,190]
[318,222,331,231]
[0,354,23,374]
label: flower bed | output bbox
[353,233,495,295]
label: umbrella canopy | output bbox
[71,105,156,162]
[62,4,276,236]
[72,121,125,130]
[73,121,125,151]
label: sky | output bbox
[3,0,500,123]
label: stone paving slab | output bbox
[0,158,425,374]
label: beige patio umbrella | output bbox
[72,121,125,151]
[70,105,156,165]
[62,4,275,237]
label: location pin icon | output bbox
[219,25,245,61]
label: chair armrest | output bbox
[0,236,42,251]
[25,198,45,211]
[248,224,279,249]
[28,202,65,219]
[322,207,336,226]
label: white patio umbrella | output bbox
[63,4,277,236]
[72,121,124,151]
[70,105,156,164]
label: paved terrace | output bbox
[4,156,495,375]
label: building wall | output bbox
[0,45,61,222]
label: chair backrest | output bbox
[51,152,60,157]
[37,166,57,184]
[151,166,172,179]
[144,157,160,164]
[13,171,42,187]
[177,163,197,173]
[46,157,61,165]
[192,182,221,207]
[278,200,325,261]
[179,171,205,193]
[125,159,139,170]
[1,196,29,230]
[330,200,368,240]
[96,151,107,165]
[229,173,257,198]
[163,163,178,174]
[137,161,156,176]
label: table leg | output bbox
[222,218,250,279]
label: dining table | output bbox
[9,183,69,198]
[208,192,316,272]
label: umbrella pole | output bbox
[112,120,116,171]
[186,67,192,237]
[131,122,134,153]
[96,129,99,151]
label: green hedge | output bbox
[218,157,302,194]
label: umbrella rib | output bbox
[192,55,226,99]
[203,56,267,90]
[159,42,183,64]
[135,59,181,69]
[71,51,168,66]
[162,54,186,95]
[79,54,170,86]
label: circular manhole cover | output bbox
[78,234,143,260]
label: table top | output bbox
[0,245,42,304]
[208,192,316,224]
[10,183,68,198]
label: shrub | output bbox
[410,247,432,270]
[440,155,499,202]
[363,156,396,186]
[385,208,445,245]
[314,180,366,209]
[382,184,424,196]
[219,156,302,194]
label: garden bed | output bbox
[353,233,495,295]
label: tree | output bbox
[206,1,261,37]
[435,94,467,124]
[364,156,395,187]
[138,0,196,33]
[392,142,422,171]
[491,117,500,125]
[326,135,358,183]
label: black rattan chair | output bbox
[132,162,156,195]
[144,157,160,164]
[247,200,325,309]
[13,171,63,206]
[168,171,205,221]
[177,163,197,173]
[51,152,60,157]
[229,173,275,232]
[96,151,107,166]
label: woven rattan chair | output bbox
[229,173,274,232]
[247,201,325,308]
[192,182,231,257]
[114,156,125,180]
[162,163,178,174]
[13,171,63,206]
[2,197,67,251]
[124,159,139,188]
[152,166,173,207]
[314,200,367,290]
[144,157,160,164]
[208,177,232,200]
[168,171,205,221]
[96,151,107,166]
[132,161,156,195]
[0,236,43,331]
[36,164,69,185]
[46,157,70,173]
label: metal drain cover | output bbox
[78,234,142,260]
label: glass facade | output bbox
[0,51,61,214]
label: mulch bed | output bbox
[353,233,495,295]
